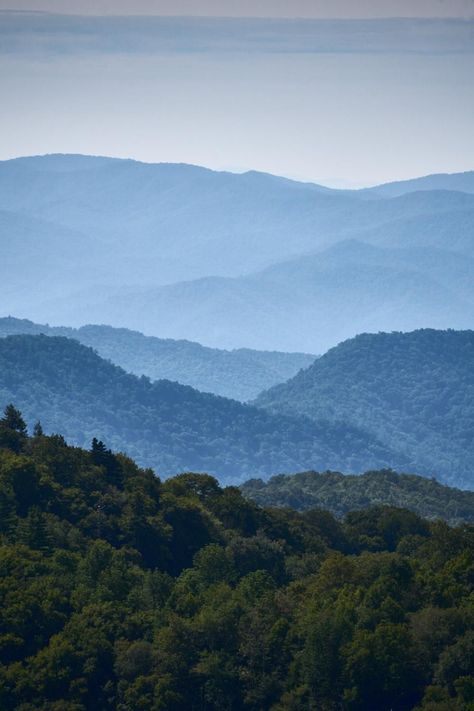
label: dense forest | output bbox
[255,329,474,490]
[0,334,403,482]
[0,407,473,710]
[0,317,315,401]
[241,470,474,526]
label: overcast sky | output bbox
[1,1,474,18]
[1,5,473,186]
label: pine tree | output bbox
[33,421,44,437]
[1,404,27,435]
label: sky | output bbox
[1,1,474,18]
[1,2,473,186]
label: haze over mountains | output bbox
[0,334,402,482]
[0,317,315,401]
[0,327,472,489]
[2,154,474,351]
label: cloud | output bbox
[1,12,473,57]
[1,0,474,18]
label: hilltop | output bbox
[0,317,315,401]
[241,469,474,526]
[255,329,474,489]
[0,334,401,481]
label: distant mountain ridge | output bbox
[0,334,403,482]
[255,329,474,489]
[55,239,474,352]
[0,317,315,401]
[2,154,474,352]
[364,170,474,197]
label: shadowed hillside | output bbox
[255,329,474,489]
[0,317,315,401]
[0,335,402,482]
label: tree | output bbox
[1,405,27,435]
[0,405,28,453]
[33,421,44,437]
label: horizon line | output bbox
[2,151,474,192]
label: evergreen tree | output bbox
[1,404,27,434]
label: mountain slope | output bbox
[365,170,474,197]
[255,329,474,489]
[3,155,474,330]
[0,317,315,401]
[0,335,403,482]
[47,241,474,352]
[241,470,474,525]
[3,154,474,352]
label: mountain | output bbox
[1,422,472,711]
[0,154,356,292]
[364,170,474,198]
[0,317,315,401]
[2,154,474,351]
[0,334,403,482]
[255,329,474,489]
[49,240,474,352]
[241,470,474,526]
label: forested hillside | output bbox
[241,470,474,526]
[255,329,474,489]
[0,317,315,401]
[0,335,400,481]
[0,413,473,710]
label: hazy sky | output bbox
[1,1,474,18]
[1,5,473,186]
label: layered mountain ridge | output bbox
[0,334,401,482]
[2,154,474,351]
[0,317,315,401]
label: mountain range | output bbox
[0,317,315,401]
[1,328,473,489]
[255,329,474,489]
[0,334,401,482]
[2,154,474,351]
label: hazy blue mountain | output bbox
[0,317,315,401]
[0,335,404,482]
[3,154,474,350]
[241,469,474,525]
[364,170,474,197]
[255,329,474,489]
[44,241,474,352]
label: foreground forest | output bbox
[0,408,473,710]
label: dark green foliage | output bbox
[0,334,403,483]
[0,403,27,453]
[0,317,316,401]
[241,470,474,526]
[0,419,472,710]
[255,329,474,489]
